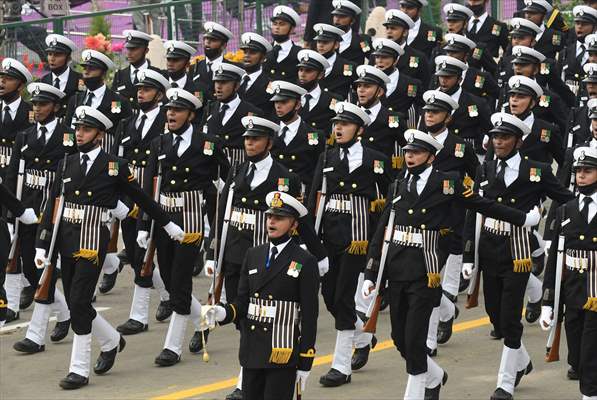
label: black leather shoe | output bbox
[458,273,470,293]
[117,319,148,335]
[13,338,45,354]
[351,335,377,370]
[424,371,448,400]
[225,388,243,400]
[567,367,579,380]
[426,346,437,357]
[155,348,180,366]
[59,372,89,389]
[442,289,457,303]
[192,251,204,277]
[490,329,503,340]
[531,253,545,276]
[515,360,533,387]
[50,320,70,342]
[490,388,513,400]
[156,300,173,322]
[189,329,209,353]
[6,309,19,323]
[116,249,129,266]
[98,271,118,294]
[319,368,351,387]
[94,336,125,375]
[19,286,35,310]
[437,317,454,345]
[525,300,542,323]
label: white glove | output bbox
[295,370,310,393]
[7,223,14,242]
[164,222,184,242]
[34,248,47,269]
[462,263,474,280]
[523,206,541,227]
[18,208,38,225]
[544,240,552,253]
[539,305,554,331]
[214,305,226,322]
[110,200,130,221]
[317,257,329,276]
[137,230,149,249]
[361,279,376,300]
[204,305,226,327]
[482,134,490,150]
[204,260,216,277]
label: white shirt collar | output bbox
[469,11,488,32]
[38,118,58,137]
[52,68,71,90]
[179,123,193,143]
[303,85,322,110]
[130,60,149,80]
[252,153,273,172]
[2,96,21,114]
[362,101,382,124]
[502,151,522,171]
[521,113,535,140]
[170,74,188,88]
[578,192,597,221]
[340,28,353,53]
[386,69,400,96]
[245,68,263,89]
[89,84,107,98]
[80,145,102,166]
[269,237,292,258]
[280,116,302,134]
[222,94,241,112]
[407,18,421,45]
[138,106,161,137]
[449,86,462,103]
[591,138,597,149]
[207,54,224,70]
[431,128,449,145]
[275,40,294,62]
[325,53,337,77]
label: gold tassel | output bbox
[583,297,597,312]
[0,299,6,308]
[348,240,368,255]
[182,232,203,245]
[326,134,335,146]
[439,228,452,236]
[73,248,99,264]
[463,175,474,189]
[370,198,386,212]
[513,258,533,273]
[269,348,293,364]
[392,155,403,170]
[290,227,299,236]
[128,205,139,219]
[427,273,441,288]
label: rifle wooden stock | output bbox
[35,196,62,302]
[7,159,25,274]
[141,170,161,278]
[140,242,155,278]
[545,322,561,362]
[107,220,120,253]
[5,239,19,274]
[363,294,382,333]
[465,274,481,309]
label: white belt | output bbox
[231,210,256,225]
[392,229,423,245]
[25,172,47,188]
[248,303,277,319]
[0,154,9,167]
[159,194,184,208]
[63,207,109,223]
[484,218,511,233]
[566,254,589,272]
[325,199,351,212]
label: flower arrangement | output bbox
[192,50,245,65]
[85,33,112,53]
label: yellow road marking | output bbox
[151,315,491,400]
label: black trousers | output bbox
[580,310,597,396]
[121,216,151,287]
[242,367,296,400]
[389,278,440,375]
[0,221,9,322]
[7,224,42,288]
[565,306,584,372]
[321,248,364,331]
[482,268,529,349]
[155,227,200,315]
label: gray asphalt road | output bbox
[0,264,579,400]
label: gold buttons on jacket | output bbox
[421,209,427,214]
[251,325,255,330]
[254,200,259,204]
[254,293,259,297]
[242,197,247,203]
[134,148,139,153]
[75,190,80,195]
[580,235,585,240]
[420,224,426,229]
[87,191,92,197]
[132,160,137,165]
[172,166,177,171]
[510,198,516,203]
[34,157,39,162]
[408,209,414,214]
[339,181,345,187]
[268,295,273,299]
[170,180,175,185]
[352,183,357,188]
[593,237,597,243]
[279,154,284,159]
[185,168,190,172]
[497,197,502,202]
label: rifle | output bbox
[213,165,238,303]
[546,233,565,362]
[363,180,399,334]
[6,157,26,274]
[35,153,68,302]
[210,164,222,305]
[466,168,486,309]
[141,157,162,278]
[314,140,329,234]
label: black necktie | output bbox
[137,114,147,136]
[409,174,420,197]
[239,75,251,94]
[340,148,350,173]
[219,103,229,125]
[170,81,179,88]
[53,77,60,89]
[85,92,94,107]
[38,126,48,147]
[577,44,587,65]
[266,246,278,270]
[471,18,479,34]
[207,62,213,75]
[496,160,508,188]
[132,68,139,85]
[3,105,11,124]
[272,44,282,59]
[80,154,90,176]
[279,126,289,143]
[172,135,183,157]
[245,162,256,186]
[581,197,593,222]
[304,93,313,111]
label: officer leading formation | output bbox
[2,1,597,400]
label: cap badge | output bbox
[580,150,586,160]
[359,69,367,78]
[407,132,415,143]
[271,192,284,208]
[448,37,455,45]
[496,117,503,126]
[33,86,40,95]
[579,9,585,16]
[274,84,281,94]
[5,60,11,69]
[217,65,224,74]
[84,52,92,61]
[515,48,523,57]
[337,104,344,113]
[168,43,175,53]
[51,38,58,46]
[428,94,435,103]
[247,119,254,129]
[513,79,521,88]
[127,32,133,41]
[172,91,179,100]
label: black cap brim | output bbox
[45,44,72,54]
[0,70,28,82]
[80,60,109,70]
[265,207,299,218]
[403,143,435,152]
